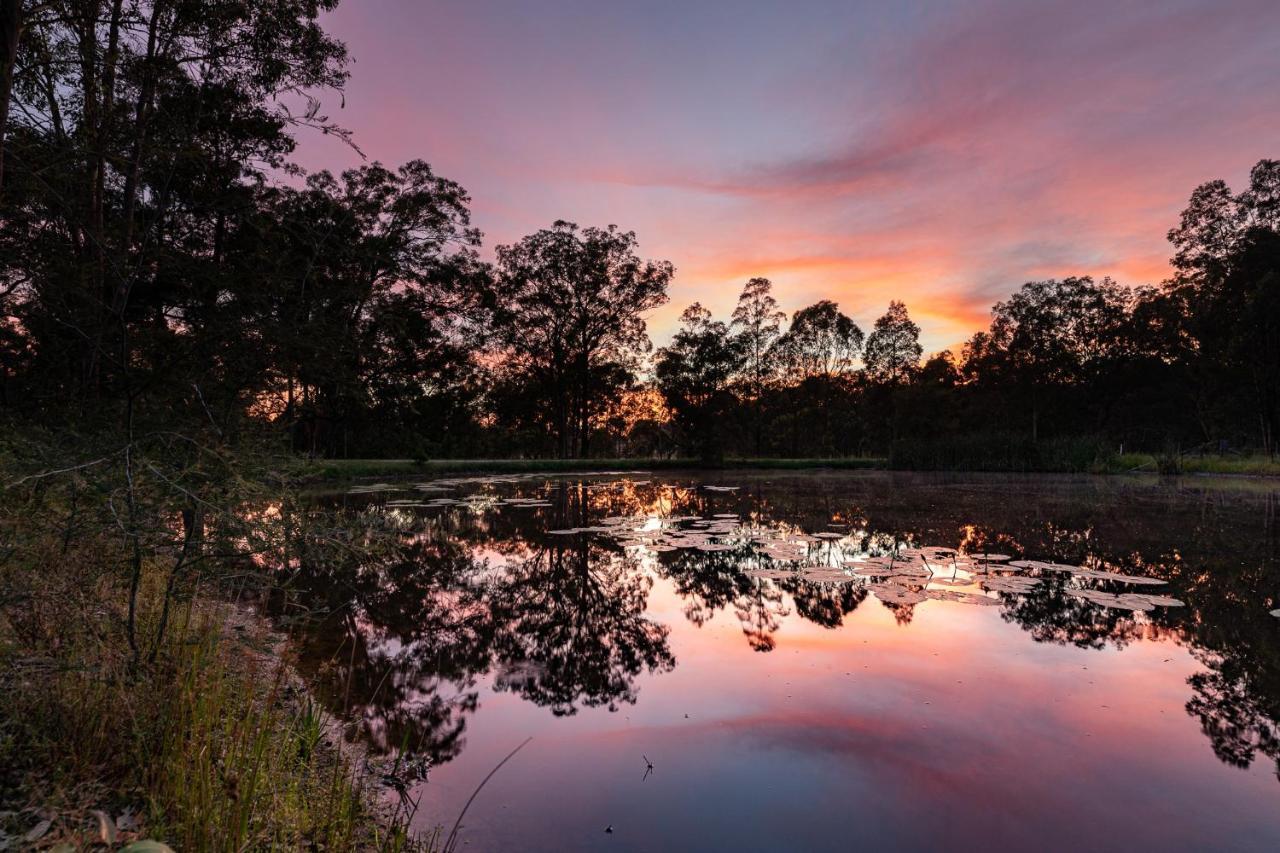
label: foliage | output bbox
[489,221,673,458]
[654,304,744,461]
[862,300,922,385]
[0,433,429,849]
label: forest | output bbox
[1,1,1278,470]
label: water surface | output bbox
[278,472,1280,852]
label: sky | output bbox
[293,0,1280,353]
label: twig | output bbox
[5,449,123,488]
[444,737,533,852]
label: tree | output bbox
[1,0,350,411]
[961,277,1129,442]
[0,0,23,192]
[491,221,672,458]
[863,300,922,385]
[730,277,786,455]
[654,303,744,461]
[246,160,484,455]
[769,300,863,456]
[1165,159,1280,456]
[773,300,863,381]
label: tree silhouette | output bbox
[863,300,923,385]
[489,221,672,458]
[731,277,787,455]
[655,303,745,461]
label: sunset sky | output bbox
[295,0,1280,353]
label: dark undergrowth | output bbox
[0,435,433,851]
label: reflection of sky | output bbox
[325,473,1280,850]
[296,0,1280,352]
[417,572,1278,852]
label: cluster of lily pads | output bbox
[541,513,1187,614]
[346,477,1214,616]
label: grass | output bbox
[0,445,433,852]
[301,456,888,480]
[304,451,1280,481]
[0,579,428,850]
[1097,452,1280,477]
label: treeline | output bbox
[0,2,1276,466]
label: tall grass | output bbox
[0,436,432,850]
[0,571,427,850]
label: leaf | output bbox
[92,810,117,844]
[120,842,177,853]
[116,808,140,832]
[23,820,51,842]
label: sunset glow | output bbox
[295,0,1280,351]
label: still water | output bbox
[278,472,1280,852]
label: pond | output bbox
[275,471,1280,852]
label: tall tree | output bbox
[654,303,744,461]
[961,277,1129,442]
[769,300,863,456]
[730,277,785,455]
[773,299,863,381]
[1,0,349,410]
[0,0,23,192]
[1165,158,1280,455]
[491,221,672,458]
[247,160,484,456]
[863,300,922,385]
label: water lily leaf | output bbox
[24,820,51,843]
[92,810,116,844]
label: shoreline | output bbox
[300,455,1280,482]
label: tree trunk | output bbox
[0,0,22,195]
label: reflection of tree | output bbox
[283,475,1280,786]
[278,504,675,761]
[1187,661,1280,778]
[280,531,494,761]
[778,577,866,628]
[656,548,790,651]
[1181,521,1280,781]
[999,580,1143,650]
[735,582,788,652]
[489,539,675,714]
[657,548,754,627]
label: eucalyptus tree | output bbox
[770,300,863,456]
[772,299,863,381]
[1165,158,1280,455]
[0,0,349,411]
[654,303,745,461]
[246,160,486,456]
[730,277,786,454]
[863,300,922,385]
[961,276,1130,442]
[491,221,672,458]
